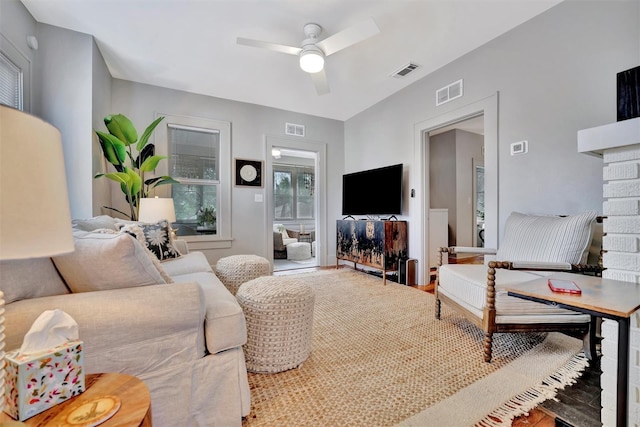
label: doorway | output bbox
[428,115,485,249]
[265,136,327,272]
[412,93,498,284]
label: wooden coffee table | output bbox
[507,272,640,427]
[1,373,152,426]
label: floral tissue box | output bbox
[4,340,85,421]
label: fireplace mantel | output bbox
[577,117,640,157]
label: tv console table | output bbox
[336,220,408,285]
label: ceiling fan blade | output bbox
[316,17,380,56]
[310,69,330,95]
[236,37,301,56]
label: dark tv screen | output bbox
[342,164,403,216]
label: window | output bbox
[0,50,23,110]
[154,114,231,246]
[169,125,220,236]
[274,165,315,221]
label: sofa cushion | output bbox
[496,211,597,264]
[53,230,167,293]
[162,251,213,277]
[71,215,117,231]
[0,258,70,304]
[171,270,247,354]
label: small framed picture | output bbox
[235,158,263,187]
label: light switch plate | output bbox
[254,194,263,203]
[510,140,528,155]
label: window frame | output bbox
[0,34,31,111]
[153,113,232,248]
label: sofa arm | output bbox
[5,282,206,375]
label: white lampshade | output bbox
[0,105,74,260]
[299,48,325,74]
[138,197,176,223]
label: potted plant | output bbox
[197,206,216,229]
[94,114,178,220]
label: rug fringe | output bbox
[474,352,590,427]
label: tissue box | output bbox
[4,340,85,421]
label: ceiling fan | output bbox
[237,17,380,95]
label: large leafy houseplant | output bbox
[95,114,178,220]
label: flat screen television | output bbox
[342,164,403,216]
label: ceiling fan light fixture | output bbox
[299,47,325,73]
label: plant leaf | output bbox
[139,155,167,172]
[150,176,180,188]
[105,114,138,146]
[136,116,164,152]
[95,131,127,165]
[98,171,130,184]
[136,144,155,168]
[126,168,142,197]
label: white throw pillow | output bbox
[496,211,597,264]
[53,229,168,293]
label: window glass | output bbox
[274,171,293,219]
[274,165,315,221]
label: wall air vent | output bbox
[436,79,463,106]
[391,63,419,78]
[285,122,305,137]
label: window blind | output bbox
[0,51,23,110]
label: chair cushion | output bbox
[496,211,597,264]
[438,264,590,323]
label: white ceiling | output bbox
[20,0,561,121]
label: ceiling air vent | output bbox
[391,63,419,78]
[436,79,463,106]
[285,122,305,137]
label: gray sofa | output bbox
[1,216,250,426]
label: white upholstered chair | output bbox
[435,211,602,362]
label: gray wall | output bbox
[1,0,111,220]
[33,23,94,220]
[110,79,344,263]
[345,1,639,260]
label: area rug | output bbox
[242,269,588,427]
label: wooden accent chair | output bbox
[435,211,603,362]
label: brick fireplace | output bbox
[578,116,640,426]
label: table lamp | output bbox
[138,196,177,238]
[0,105,74,421]
[138,197,176,224]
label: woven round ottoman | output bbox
[286,242,311,260]
[215,254,270,295]
[236,276,315,373]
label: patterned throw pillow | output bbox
[116,219,182,262]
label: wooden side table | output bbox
[1,373,152,426]
[507,273,640,427]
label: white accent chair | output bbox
[435,211,602,362]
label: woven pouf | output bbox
[287,242,311,260]
[215,254,270,295]
[236,276,315,373]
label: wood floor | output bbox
[275,262,602,427]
